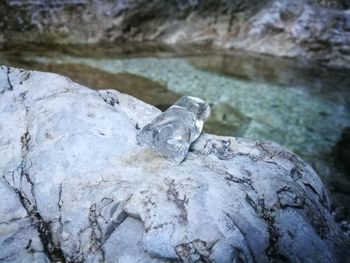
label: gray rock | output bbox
[228,0,350,67]
[1,0,350,67]
[0,65,349,262]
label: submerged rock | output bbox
[0,66,349,262]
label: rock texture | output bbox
[1,0,350,66]
[228,0,350,67]
[0,66,349,262]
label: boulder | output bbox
[0,66,349,262]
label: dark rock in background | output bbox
[1,0,350,67]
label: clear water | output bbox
[1,43,349,219]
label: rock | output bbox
[8,63,182,112]
[228,0,350,67]
[0,0,266,44]
[1,0,350,67]
[0,65,349,262]
[204,103,252,137]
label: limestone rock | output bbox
[228,0,350,67]
[0,66,349,262]
[1,0,350,67]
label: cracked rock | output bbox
[0,66,349,262]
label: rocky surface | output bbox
[1,0,350,66]
[0,66,349,262]
[228,0,350,67]
[38,54,349,185]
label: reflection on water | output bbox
[1,43,350,219]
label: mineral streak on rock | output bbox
[137,96,210,163]
[0,66,349,262]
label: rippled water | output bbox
[1,43,349,219]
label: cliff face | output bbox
[1,0,350,66]
[0,65,349,262]
[0,0,265,44]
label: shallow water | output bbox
[1,43,350,219]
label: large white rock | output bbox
[0,66,348,262]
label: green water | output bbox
[1,43,349,219]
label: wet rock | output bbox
[204,103,252,137]
[0,65,349,262]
